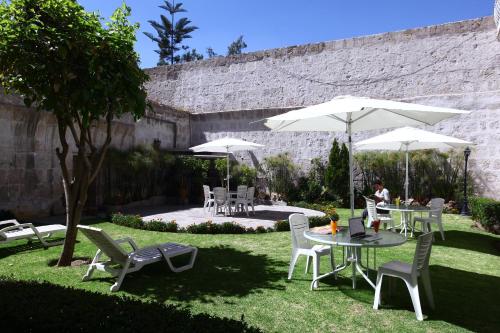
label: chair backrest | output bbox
[77,225,129,265]
[411,232,434,275]
[428,198,445,219]
[288,213,311,249]
[213,187,227,204]
[237,185,248,199]
[246,187,255,202]
[203,185,211,200]
[365,198,377,224]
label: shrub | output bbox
[186,221,248,234]
[145,219,179,233]
[273,216,330,232]
[261,153,298,201]
[325,139,350,206]
[232,164,258,187]
[0,277,262,332]
[469,197,500,234]
[111,213,143,229]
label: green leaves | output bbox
[0,0,148,124]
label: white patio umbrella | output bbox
[263,95,470,216]
[189,137,264,190]
[355,126,473,203]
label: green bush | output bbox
[144,219,179,233]
[469,197,500,233]
[325,139,350,206]
[186,221,248,234]
[111,213,143,229]
[262,153,298,201]
[0,277,261,332]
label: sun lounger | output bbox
[78,225,198,292]
[0,219,66,248]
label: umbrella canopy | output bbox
[355,126,473,202]
[190,137,264,190]
[263,95,470,216]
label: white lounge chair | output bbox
[0,219,66,248]
[78,225,198,292]
[373,232,434,321]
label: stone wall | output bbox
[146,17,500,200]
[0,95,189,218]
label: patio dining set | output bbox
[202,184,256,217]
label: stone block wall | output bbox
[0,95,189,218]
[146,17,500,200]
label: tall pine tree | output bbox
[144,1,199,65]
[325,139,350,206]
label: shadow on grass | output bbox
[95,245,287,303]
[432,230,500,256]
[0,277,261,332]
[0,238,67,259]
[369,265,500,332]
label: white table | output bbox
[304,229,406,289]
[378,204,430,237]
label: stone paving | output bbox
[139,204,325,229]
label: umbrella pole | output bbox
[226,148,230,191]
[348,122,354,217]
[405,145,409,203]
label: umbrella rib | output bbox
[326,114,347,124]
[384,109,434,126]
[350,108,377,123]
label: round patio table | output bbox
[378,204,430,237]
[304,229,406,290]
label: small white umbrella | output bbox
[355,126,473,203]
[263,95,470,216]
[189,137,264,190]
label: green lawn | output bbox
[1,210,499,332]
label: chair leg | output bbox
[305,256,311,274]
[312,253,320,288]
[244,203,249,216]
[373,273,384,309]
[288,251,300,280]
[165,247,198,273]
[111,259,132,292]
[420,269,435,310]
[404,280,424,321]
[437,222,445,240]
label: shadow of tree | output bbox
[0,278,262,332]
[374,265,500,332]
[432,230,500,256]
[0,238,67,259]
[109,245,287,303]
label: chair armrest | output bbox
[0,222,35,233]
[0,219,20,228]
[115,237,139,250]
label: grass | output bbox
[1,209,499,332]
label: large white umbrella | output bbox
[263,95,470,216]
[355,126,473,203]
[189,137,264,190]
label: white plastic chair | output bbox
[202,185,214,212]
[366,198,395,231]
[287,213,334,288]
[373,232,434,321]
[413,198,445,240]
[246,187,256,215]
[0,219,66,248]
[213,187,231,216]
[232,185,249,216]
[78,225,197,292]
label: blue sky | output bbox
[78,1,493,69]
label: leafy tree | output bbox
[325,139,350,206]
[144,0,198,65]
[0,0,148,266]
[227,35,247,56]
[181,47,204,62]
[206,47,218,58]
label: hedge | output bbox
[0,277,261,333]
[469,197,500,234]
[111,213,329,234]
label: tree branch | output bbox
[89,112,113,183]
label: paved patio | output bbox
[138,204,325,228]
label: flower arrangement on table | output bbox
[324,207,340,234]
